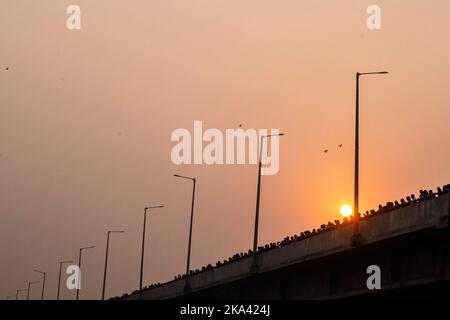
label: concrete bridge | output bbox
[122,190,450,300]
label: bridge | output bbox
[120,188,450,300]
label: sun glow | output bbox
[340,204,353,217]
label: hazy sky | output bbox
[1,0,450,299]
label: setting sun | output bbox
[340,205,353,217]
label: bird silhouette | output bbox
[5,67,9,71]
[324,149,328,153]
[338,144,343,147]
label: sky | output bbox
[1,0,450,299]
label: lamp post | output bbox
[353,71,388,239]
[139,205,164,298]
[102,230,124,300]
[15,289,27,300]
[57,260,73,300]
[26,281,40,300]
[252,133,284,264]
[76,246,95,300]
[174,174,196,290]
[33,269,46,300]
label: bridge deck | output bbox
[122,191,449,300]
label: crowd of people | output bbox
[112,184,450,299]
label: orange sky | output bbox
[1,0,450,299]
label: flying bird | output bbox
[324,149,328,153]
[5,67,9,71]
[338,144,343,147]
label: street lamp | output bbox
[353,71,388,241]
[33,269,46,300]
[15,289,27,300]
[252,133,284,268]
[57,260,73,300]
[76,246,95,300]
[139,205,164,298]
[26,281,40,300]
[174,174,196,290]
[102,230,124,300]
